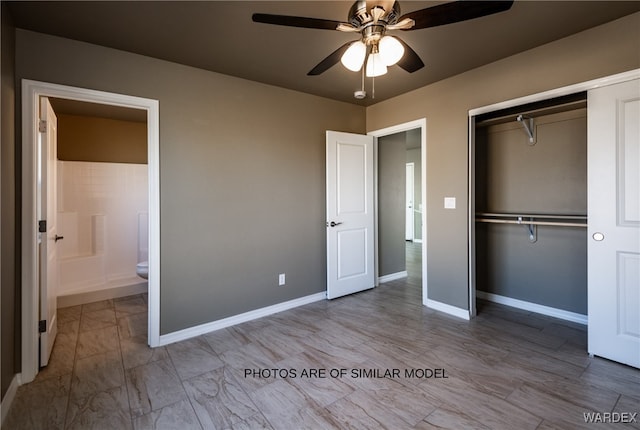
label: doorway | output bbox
[51,97,149,308]
[472,94,589,324]
[369,119,427,305]
[21,80,160,383]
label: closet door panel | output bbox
[587,78,640,369]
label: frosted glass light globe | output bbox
[379,36,404,66]
[366,52,388,77]
[341,41,367,72]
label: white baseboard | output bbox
[158,292,326,346]
[57,281,148,308]
[378,271,408,284]
[1,374,20,426]
[476,290,588,325]
[426,299,471,320]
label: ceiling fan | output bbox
[253,1,515,80]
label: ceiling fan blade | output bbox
[252,13,343,30]
[399,1,514,30]
[395,38,424,73]
[308,41,355,76]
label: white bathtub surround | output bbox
[57,161,148,304]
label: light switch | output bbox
[444,197,456,209]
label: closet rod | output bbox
[476,212,587,220]
[476,218,587,228]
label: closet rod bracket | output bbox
[517,216,538,243]
[528,224,537,243]
[517,114,536,145]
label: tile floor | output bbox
[4,243,639,429]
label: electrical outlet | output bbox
[278,273,286,286]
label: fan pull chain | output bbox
[372,75,375,99]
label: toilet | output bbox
[136,261,148,279]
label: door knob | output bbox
[329,221,343,227]
[592,232,604,241]
[54,235,64,242]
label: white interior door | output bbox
[587,78,640,368]
[39,97,59,367]
[406,163,415,241]
[326,130,375,299]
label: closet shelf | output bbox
[475,212,587,228]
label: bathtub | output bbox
[57,212,148,307]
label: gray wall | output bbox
[476,110,587,215]
[366,13,640,310]
[476,225,587,314]
[1,3,17,400]
[378,132,406,276]
[15,29,366,334]
[475,109,587,314]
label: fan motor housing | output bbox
[347,0,401,27]
[362,24,386,44]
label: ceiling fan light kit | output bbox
[252,0,514,99]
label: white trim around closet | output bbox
[469,69,640,117]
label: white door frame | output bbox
[467,69,640,318]
[21,80,161,384]
[368,118,427,306]
[406,162,415,241]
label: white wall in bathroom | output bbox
[57,161,148,295]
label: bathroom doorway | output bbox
[21,80,160,383]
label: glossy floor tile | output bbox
[4,243,639,429]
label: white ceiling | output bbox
[8,1,640,106]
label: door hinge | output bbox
[39,120,47,133]
[39,220,47,233]
[38,320,47,333]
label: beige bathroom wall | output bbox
[57,114,147,164]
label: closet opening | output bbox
[470,92,589,325]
